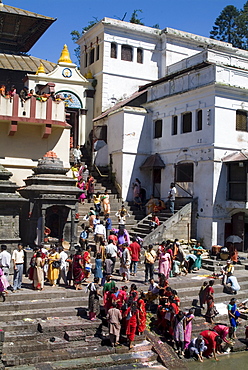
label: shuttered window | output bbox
[236,110,247,131]
[111,43,117,58]
[137,48,143,63]
[121,45,133,61]
[182,112,192,133]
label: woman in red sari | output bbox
[72,248,85,290]
[200,330,222,361]
[205,280,218,324]
[137,293,147,334]
[116,285,128,309]
[124,301,139,349]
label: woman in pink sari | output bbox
[184,308,194,349]
[158,249,171,280]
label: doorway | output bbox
[153,169,161,198]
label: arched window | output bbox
[111,43,117,58]
[137,48,143,63]
[121,45,133,61]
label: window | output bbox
[89,48,95,65]
[228,162,246,200]
[84,53,88,68]
[196,110,202,131]
[137,48,143,63]
[96,45,100,61]
[154,119,162,138]
[175,163,194,182]
[236,110,248,131]
[172,116,178,135]
[111,43,117,58]
[182,112,192,133]
[121,45,133,61]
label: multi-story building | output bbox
[83,19,248,250]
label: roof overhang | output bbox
[222,150,248,163]
[0,4,56,53]
[140,153,165,170]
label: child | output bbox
[0,267,9,297]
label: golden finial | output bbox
[58,44,72,64]
[36,62,46,75]
[85,70,93,79]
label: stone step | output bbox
[3,348,157,368]
[37,317,101,335]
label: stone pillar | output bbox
[70,209,75,249]
[41,208,46,243]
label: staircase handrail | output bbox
[141,198,198,246]
[94,164,108,178]
[175,182,193,198]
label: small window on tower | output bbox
[137,48,143,63]
[172,116,178,135]
[96,45,99,61]
[89,48,95,65]
[121,45,133,61]
[111,43,117,58]
[196,110,202,131]
[236,110,248,131]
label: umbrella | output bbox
[226,235,243,244]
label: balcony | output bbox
[0,94,70,138]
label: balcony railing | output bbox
[0,94,69,138]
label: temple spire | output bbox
[58,44,72,64]
[35,62,46,75]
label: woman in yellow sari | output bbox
[47,246,60,286]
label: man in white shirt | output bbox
[12,243,25,292]
[105,240,118,273]
[167,182,177,214]
[73,145,81,164]
[94,221,106,255]
[0,244,11,282]
[58,246,68,286]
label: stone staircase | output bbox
[0,286,162,369]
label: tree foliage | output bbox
[129,10,144,25]
[210,3,248,50]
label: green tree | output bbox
[210,5,245,49]
[70,18,99,64]
[129,9,144,25]
[236,1,248,49]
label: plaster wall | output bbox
[0,122,70,185]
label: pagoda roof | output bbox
[0,2,56,53]
[0,52,55,72]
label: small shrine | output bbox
[0,164,26,247]
[18,151,82,248]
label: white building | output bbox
[82,19,248,250]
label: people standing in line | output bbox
[72,248,85,290]
[137,293,147,334]
[12,243,24,292]
[129,237,141,277]
[167,182,176,214]
[79,224,88,250]
[47,245,60,287]
[101,190,111,215]
[144,245,157,284]
[87,277,102,321]
[33,251,45,291]
[0,267,9,298]
[73,145,82,164]
[105,240,118,274]
[86,175,95,203]
[94,220,106,256]
[105,213,112,240]
[94,253,103,280]
[184,308,195,350]
[124,301,139,349]
[120,243,131,282]
[107,300,122,346]
[158,247,172,280]
[174,310,186,357]
[58,246,68,286]
[0,244,11,284]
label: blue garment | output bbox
[228,302,240,328]
[13,264,23,290]
[94,258,103,279]
[105,217,112,230]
